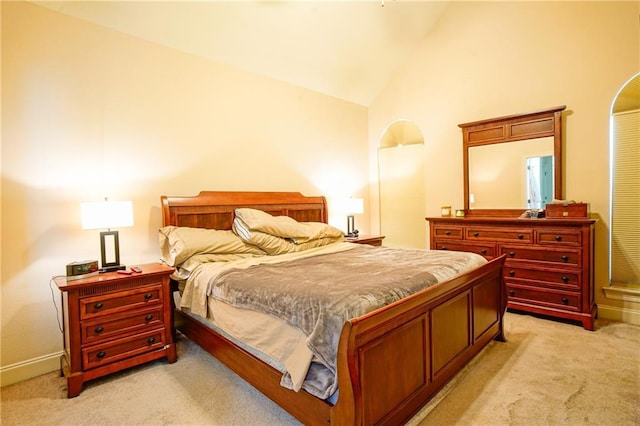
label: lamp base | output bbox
[99,265,126,273]
[346,215,360,238]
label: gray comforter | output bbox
[208,245,486,398]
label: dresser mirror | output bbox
[460,106,566,217]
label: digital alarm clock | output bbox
[66,260,99,281]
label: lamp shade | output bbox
[344,198,364,215]
[81,201,134,230]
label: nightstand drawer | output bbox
[80,285,162,319]
[82,307,163,344]
[83,328,166,369]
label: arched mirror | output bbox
[460,106,566,217]
[378,120,425,248]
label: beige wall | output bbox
[369,1,640,322]
[1,2,368,384]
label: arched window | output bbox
[609,73,640,288]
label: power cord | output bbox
[49,276,65,334]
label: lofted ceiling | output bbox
[32,0,451,106]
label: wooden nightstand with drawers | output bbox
[54,263,177,397]
[346,235,385,246]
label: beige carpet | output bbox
[2,312,639,425]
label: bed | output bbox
[160,191,506,425]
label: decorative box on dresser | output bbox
[54,263,177,397]
[426,217,597,330]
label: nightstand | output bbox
[54,263,177,397]
[346,235,385,246]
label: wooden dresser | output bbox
[55,263,177,397]
[426,217,596,330]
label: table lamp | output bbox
[81,199,133,273]
[344,197,364,238]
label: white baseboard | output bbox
[598,304,640,326]
[0,352,62,387]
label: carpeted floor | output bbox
[2,312,639,425]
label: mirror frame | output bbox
[460,105,566,217]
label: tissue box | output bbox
[545,202,589,218]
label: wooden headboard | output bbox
[160,191,328,229]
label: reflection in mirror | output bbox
[526,155,553,209]
[378,120,425,248]
[468,137,554,209]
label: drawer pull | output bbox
[561,297,569,305]
[144,293,153,300]
[147,337,156,345]
[473,232,479,237]
[517,234,524,239]
[445,231,451,235]
[509,290,515,297]
[440,246,448,250]
[481,249,487,254]
[555,235,563,242]
[508,270,515,276]
[562,276,569,283]
[96,351,106,359]
[94,303,103,310]
[509,251,516,257]
[95,326,104,333]
[562,255,569,262]
[145,314,153,322]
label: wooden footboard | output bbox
[332,254,506,425]
[175,255,505,426]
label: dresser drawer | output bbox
[83,328,166,369]
[466,227,533,243]
[432,226,463,239]
[506,284,580,311]
[81,307,163,344]
[80,285,162,319]
[536,229,582,246]
[433,240,496,258]
[504,266,580,290]
[501,245,581,267]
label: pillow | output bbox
[159,226,265,266]
[234,208,344,242]
[232,208,345,254]
[234,227,344,255]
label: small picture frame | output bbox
[441,206,452,217]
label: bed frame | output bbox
[161,191,506,425]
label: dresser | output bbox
[426,217,596,330]
[54,263,177,397]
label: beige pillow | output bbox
[236,228,343,255]
[232,208,345,254]
[159,226,265,266]
[234,208,344,242]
